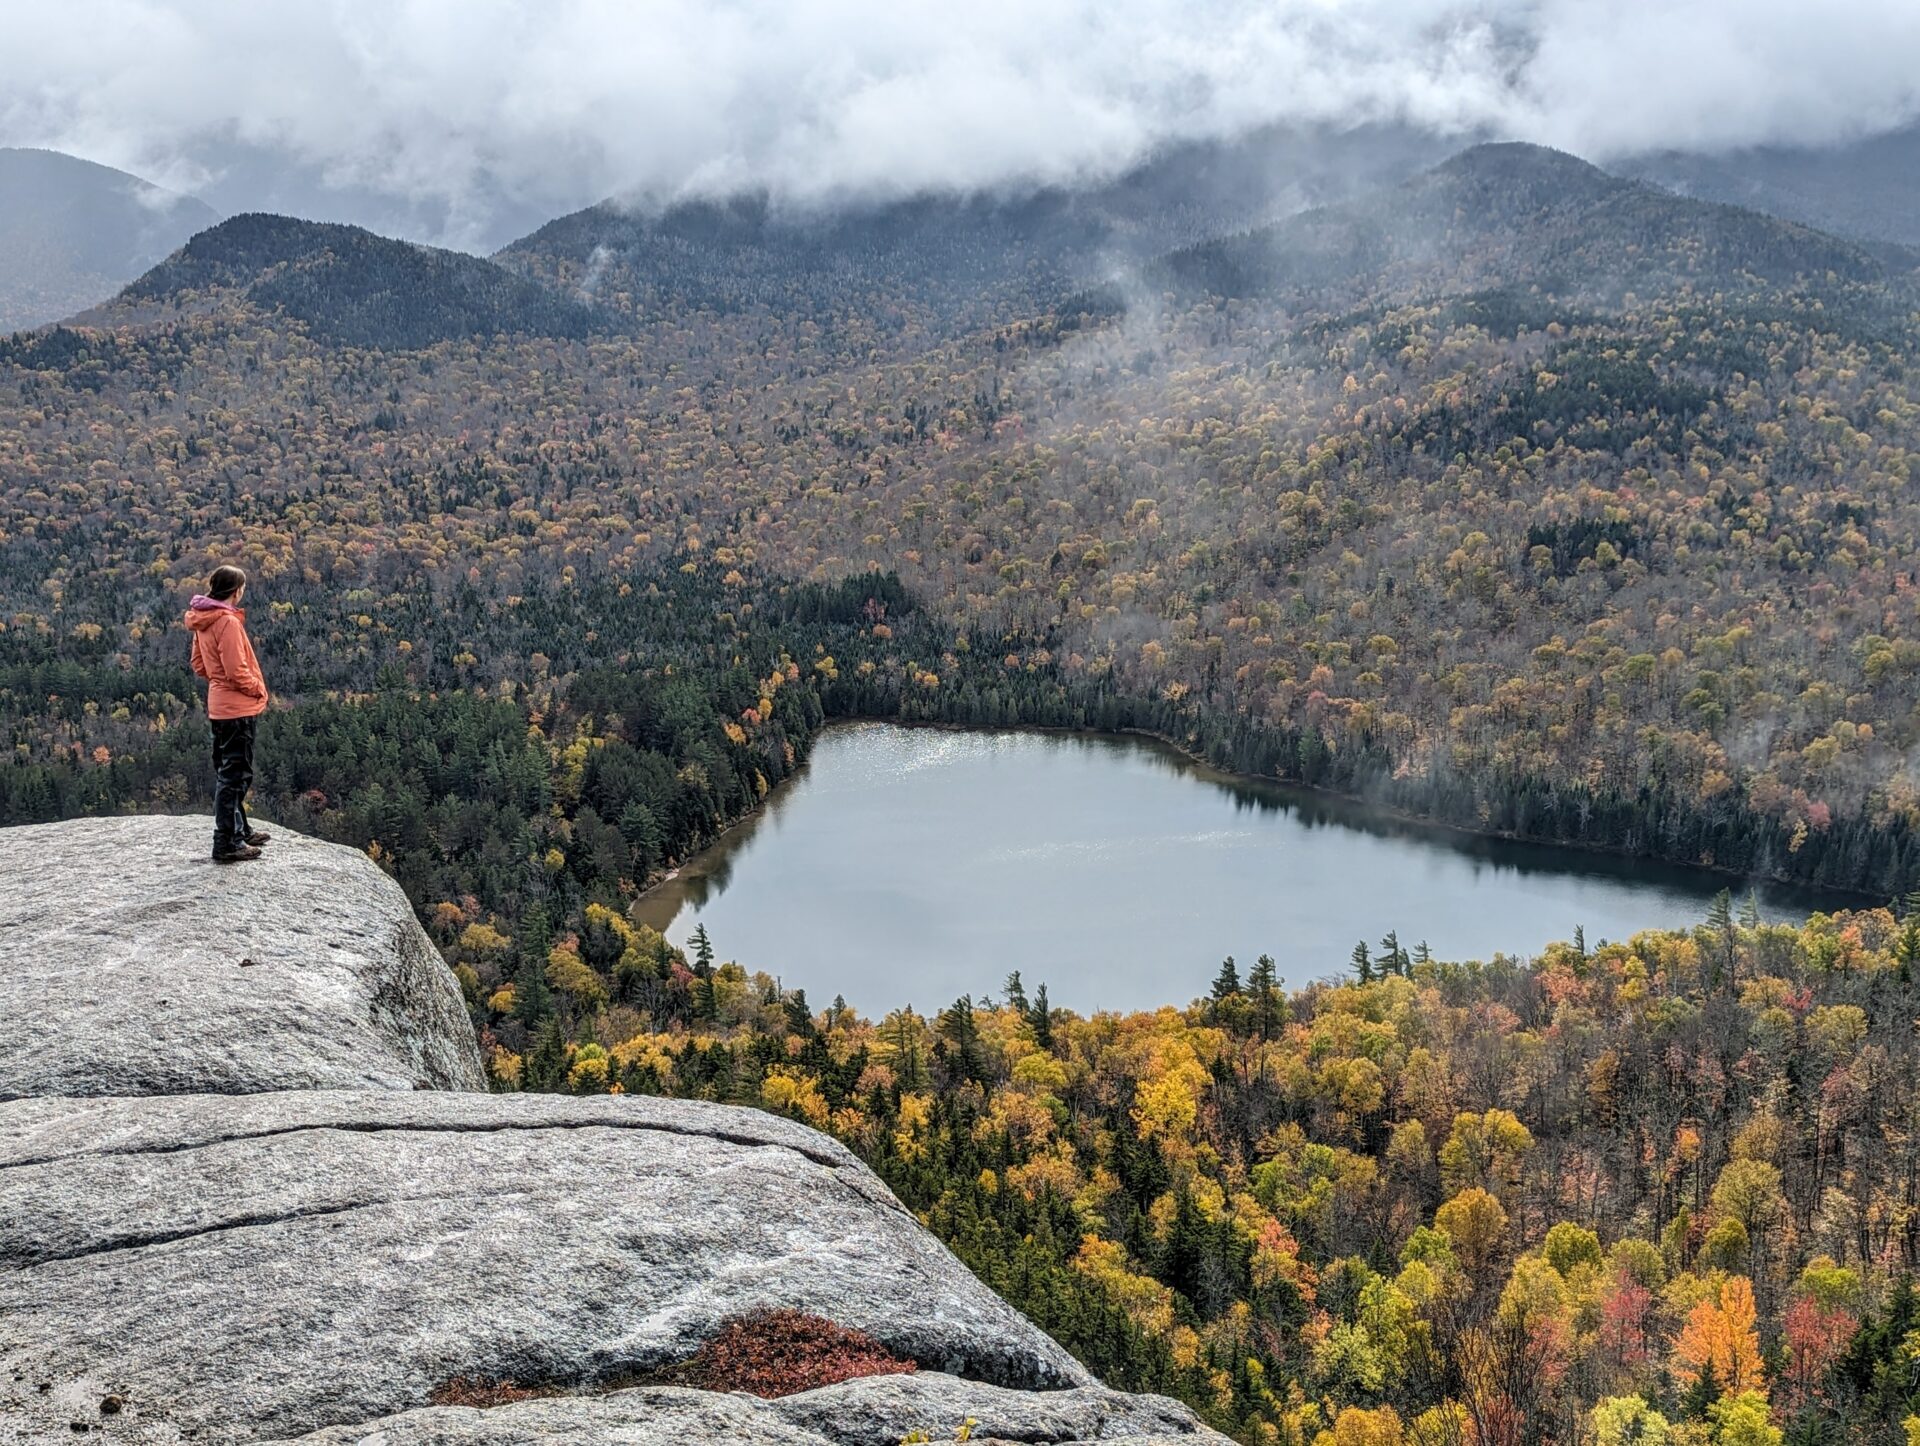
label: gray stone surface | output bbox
[0,814,485,1098]
[770,1372,1219,1442]
[282,1388,821,1446]
[0,817,1229,1446]
[0,1090,1093,1443]
[281,1374,1229,1445]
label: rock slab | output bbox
[0,814,486,1098]
[0,816,1230,1445]
[286,1374,1220,1445]
[0,1090,1128,1443]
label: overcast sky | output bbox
[5,0,1918,251]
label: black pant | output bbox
[211,715,257,853]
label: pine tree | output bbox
[1413,939,1433,968]
[784,988,817,1039]
[1898,919,1920,984]
[691,972,718,1023]
[690,922,715,978]
[1351,940,1373,984]
[524,1017,568,1091]
[891,1010,927,1091]
[1708,889,1734,936]
[1003,970,1029,1014]
[1247,954,1281,1039]
[1739,890,1762,928]
[512,902,555,1025]
[1029,982,1055,1053]
[1211,956,1242,1001]
[1680,1359,1722,1421]
[939,995,988,1082]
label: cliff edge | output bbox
[0,818,1227,1445]
[0,815,486,1098]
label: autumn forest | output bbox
[8,137,1920,1442]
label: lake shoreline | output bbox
[633,716,1871,929]
[840,716,1875,907]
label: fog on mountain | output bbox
[6,8,1920,1444]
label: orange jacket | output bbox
[185,597,268,720]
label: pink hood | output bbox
[189,594,238,613]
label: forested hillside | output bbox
[112,213,604,347]
[9,124,1920,1446]
[7,144,1920,894]
[1167,144,1908,303]
[474,896,1920,1446]
[1622,126,1920,251]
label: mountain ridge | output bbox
[1163,141,1917,306]
[0,147,217,333]
[117,212,604,349]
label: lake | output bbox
[634,722,1851,1014]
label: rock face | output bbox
[0,817,1231,1445]
[0,815,486,1098]
[285,1375,1215,1445]
[0,1090,1092,1441]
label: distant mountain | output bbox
[0,148,217,333]
[496,123,1451,326]
[1166,142,1914,307]
[1619,125,1920,251]
[117,214,603,349]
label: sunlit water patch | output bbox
[634,722,1851,1014]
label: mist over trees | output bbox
[6,124,1920,1443]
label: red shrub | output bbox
[429,1376,548,1409]
[678,1309,916,1397]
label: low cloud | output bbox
[5,0,1918,250]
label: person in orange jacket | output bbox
[185,564,273,862]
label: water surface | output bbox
[635,723,1848,1013]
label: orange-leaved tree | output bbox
[1673,1275,1765,1397]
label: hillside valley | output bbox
[8,126,1920,1445]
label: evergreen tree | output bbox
[512,902,554,1026]
[1897,918,1920,984]
[690,923,715,978]
[1680,1359,1722,1421]
[938,995,988,1082]
[1247,954,1281,1039]
[1379,930,1410,976]
[1708,889,1734,936]
[691,972,718,1024]
[524,1017,568,1091]
[1211,956,1242,1000]
[890,1010,927,1091]
[1028,982,1055,1053]
[1003,970,1029,1014]
[1351,940,1373,984]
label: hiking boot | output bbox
[244,829,273,845]
[212,844,264,864]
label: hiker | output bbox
[185,565,273,862]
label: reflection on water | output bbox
[635,722,1854,1015]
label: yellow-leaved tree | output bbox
[1672,1275,1765,1396]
